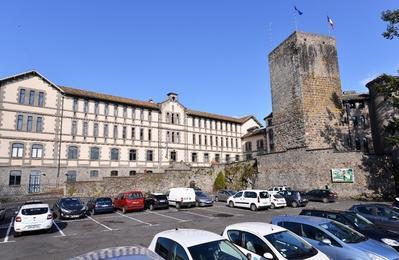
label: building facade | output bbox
[0,71,260,193]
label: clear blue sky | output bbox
[1,1,398,124]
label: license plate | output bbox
[27,225,39,229]
[101,205,109,207]
[71,215,79,218]
[159,200,165,203]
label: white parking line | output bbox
[53,220,66,237]
[1,218,14,243]
[182,211,215,219]
[87,216,113,231]
[115,212,153,226]
[148,211,189,222]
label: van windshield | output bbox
[259,192,269,198]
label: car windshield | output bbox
[344,212,374,228]
[61,198,82,207]
[128,193,143,199]
[155,195,167,200]
[226,190,236,195]
[97,198,112,205]
[21,207,48,215]
[320,221,366,243]
[265,231,318,259]
[188,239,247,260]
[259,192,269,198]
[196,191,208,197]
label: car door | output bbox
[243,192,256,209]
[356,205,381,224]
[300,223,342,260]
[232,192,243,207]
[241,231,277,260]
[114,193,123,209]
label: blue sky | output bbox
[1,1,398,124]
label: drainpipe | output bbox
[56,95,65,188]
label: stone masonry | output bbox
[269,31,342,151]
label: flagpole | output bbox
[293,10,298,31]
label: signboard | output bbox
[331,168,354,183]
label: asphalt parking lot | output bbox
[0,199,384,259]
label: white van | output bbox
[166,188,196,209]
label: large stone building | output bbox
[0,71,260,193]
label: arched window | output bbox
[12,143,24,158]
[110,170,118,177]
[31,144,43,158]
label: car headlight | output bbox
[381,238,399,247]
[367,252,387,260]
[61,208,71,213]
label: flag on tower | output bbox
[327,16,334,28]
[294,6,303,15]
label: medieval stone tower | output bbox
[268,31,343,152]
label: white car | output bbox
[148,229,248,260]
[267,186,291,195]
[222,222,329,260]
[14,203,53,236]
[227,190,271,211]
[269,194,287,209]
[166,188,196,209]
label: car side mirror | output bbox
[321,238,332,246]
[263,253,273,259]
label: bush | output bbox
[214,171,226,191]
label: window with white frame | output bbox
[111,148,119,161]
[90,147,100,160]
[29,90,35,105]
[31,144,43,158]
[146,150,153,161]
[68,146,78,159]
[9,170,21,186]
[12,143,24,158]
[17,115,23,130]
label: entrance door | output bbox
[29,171,41,193]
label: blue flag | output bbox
[294,6,303,15]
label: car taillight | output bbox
[15,216,22,222]
[47,213,53,219]
[258,196,260,203]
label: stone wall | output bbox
[255,148,395,198]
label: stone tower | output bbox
[268,31,343,152]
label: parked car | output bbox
[278,190,308,208]
[300,209,399,251]
[145,193,169,211]
[214,189,236,202]
[74,245,163,259]
[222,222,329,260]
[227,190,271,211]
[14,203,53,237]
[393,198,399,209]
[267,186,291,195]
[53,197,87,219]
[272,215,399,260]
[113,191,145,214]
[0,202,5,222]
[195,191,213,207]
[166,188,196,209]
[350,204,399,233]
[148,229,248,260]
[86,197,114,215]
[269,193,287,209]
[305,189,337,203]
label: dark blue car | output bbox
[86,197,114,215]
[350,204,399,234]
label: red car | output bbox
[113,191,145,214]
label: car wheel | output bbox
[176,203,181,209]
[250,204,257,211]
[47,227,53,234]
[291,201,298,208]
[149,204,154,211]
[270,203,275,209]
[322,198,328,203]
[14,232,21,237]
[215,196,219,202]
[229,201,234,208]
[122,207,127,214]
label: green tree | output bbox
[213,171,226,191]
[381,9,399,39]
